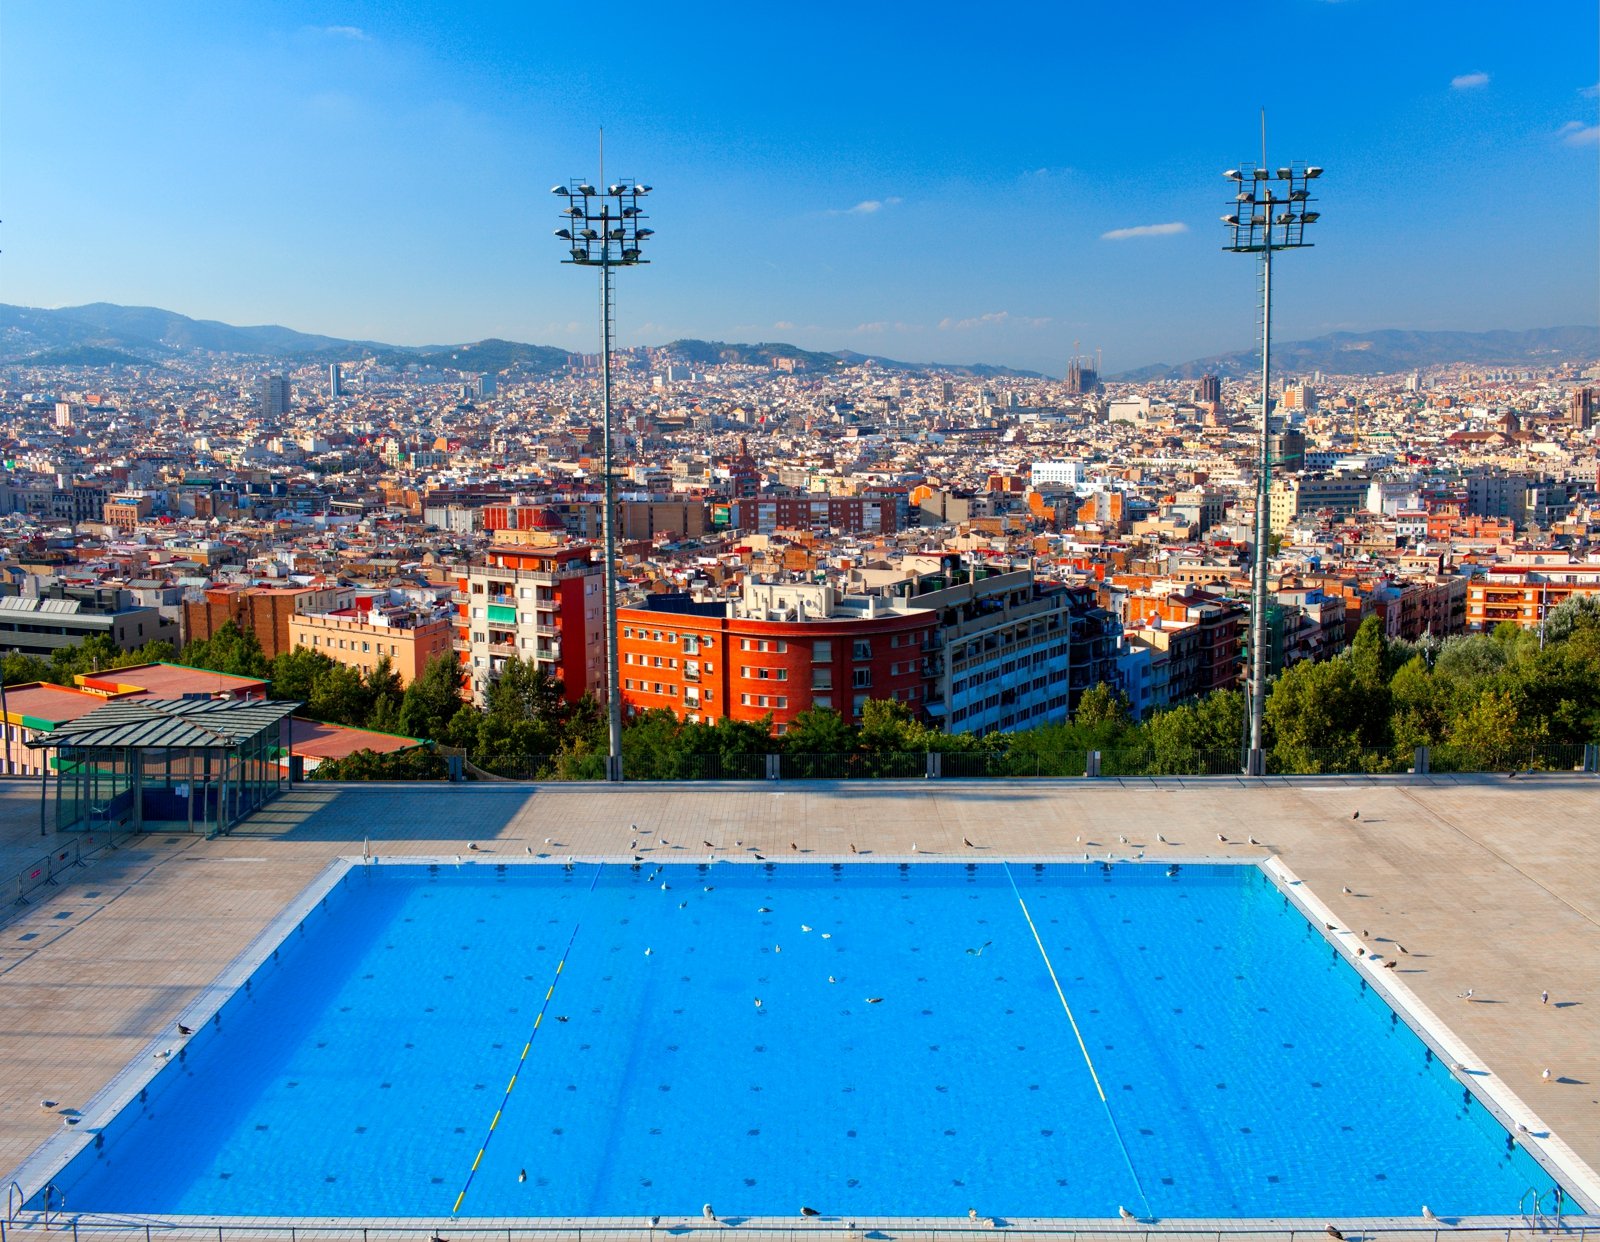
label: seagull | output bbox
[754,853,765,861]
[525,846,533,856]
[679,901,688,910]
[1248,835,1261,845]
[644,948,653,956]
[1517,1123,1530,1134]
[704,840,714,849]
[821,933,831,939]
[865,996,884,1004]
[39,1100,58,1110]
[1325,1227,1344,1240]
[828,975,837,983]
[1458,988,1474,1001]
[469,842,480,851]
[703,1204,717,1221]
[1542,1068,1552,1082]
[966,942,992,956]
[970,1209,980,1221]
[1118,835,1129,845]
[800,1206,820,1218]
[1342,886,1353,894]
[649,1217,660,1229]
[1157,833,1167,844]
[177,1023,194,1036]
[801,924,813,933]
[1217,833,1227,843]
[661,838,671,847]
[1119,1207,1135,1221]
[544,837,553,845]
[661,881,671,891]
[1422,1206,1437,1221]
[519,1168,528,1183]
[754,998,762,1008]
[1351,811,1360,821]
[1541,989,1549,1004]
[758,906,772,913]
[911,843,919,853]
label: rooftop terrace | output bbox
[0,773,1594,1234]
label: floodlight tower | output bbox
[1221,155,1321,776]
[552,175,653,781]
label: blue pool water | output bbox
[40,861,1578,1219]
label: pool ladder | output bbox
[1519,1185,1567,1230]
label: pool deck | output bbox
[0,772,1595,1235]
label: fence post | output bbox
[1085,751,1101,778]
[926,751,941,780]
[1584,743,1599,773]
[765,754,781,781]
[1414,745,1430,775]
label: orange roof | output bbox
[289,718,423,760]
[76,662,268,699]
[2,682,109,728]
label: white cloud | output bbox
[936,311,1052,331]
[1100,221,1188,241]
[315,24,370,40]
[773,321,796,330]
[1450,71,1490,89]
[1581,83,1600,99]
[1558,120,1600,146]
[833,196,903,216]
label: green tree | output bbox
[308,746,448,781]
[2,651,54,686]
[179,621,270,680]
[269,647,336,704]
[1074,682,1133,729]
[398,653,465,741]
[1265,657,1388,773]
[1441,687,1546,771]
[782,707,856,773]
[308,663,373,727]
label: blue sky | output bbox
[2,1,1596,374]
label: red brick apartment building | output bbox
[617,581,933,732]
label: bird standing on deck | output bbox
[1119,1206,1135,1220]
[703,1204,717,1221]
[964,837,975,848]
[1351,811,1360,820]
[177,1023,194,1036]
[1325,1227,1344,1240]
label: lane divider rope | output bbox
[452,861,603,1215]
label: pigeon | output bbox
[1383,960,1397,969]
[1541,989,1549,1004]
[963,837,975,848]
[468,842,480,851]
[849,844,858,854]
[1217,833,1227,843]
[704,840,714,849]
[800,1206,820,1218]
[39,1100,58,1110]
[556,1015,569,1023]
[1396,943,1408,954]
[1157,833,1167,844]
[177,1023,194,1036]
[1326,1227,1344,1240]
[1351,811,1360,820]
[791,842,799,851]
[1248,835,1261,845]
[1517,1123,1530,1134]
[1118,835,1129,845]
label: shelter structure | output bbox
[26,698,299,836]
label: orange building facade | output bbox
[617,601,935,733]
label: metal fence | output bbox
[9,827,138,909]
[465,742,1599,784]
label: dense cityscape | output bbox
[1,312,1598,779]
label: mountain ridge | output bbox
[2,303,1594,379]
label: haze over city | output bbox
[2,0,1597,373]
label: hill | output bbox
[1114,326,1600,381]
[22,344,156,368]
[663,339,846,371]
[379,338,575,374]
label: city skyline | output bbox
[2,0,1596,374]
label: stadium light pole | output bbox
[552,174,653,782]
[1222,156,1321,776]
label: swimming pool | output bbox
[22,859,1586,1219]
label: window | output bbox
[852,639,872,660]
[812,639,832,662]
[812,668,832,690]
[852,668,872,689]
